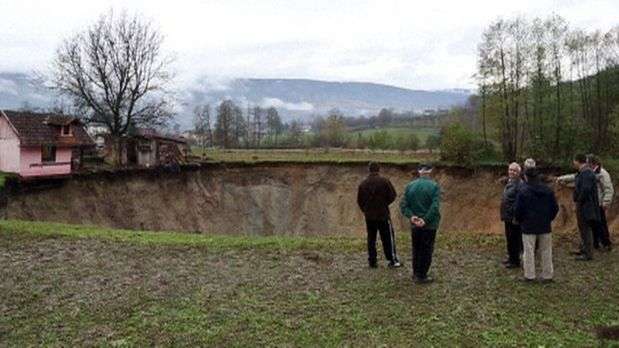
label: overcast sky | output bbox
[1,0,617,90]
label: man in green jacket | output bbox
[400,164,441,284]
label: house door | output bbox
[127,139,138,165]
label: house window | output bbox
[42,145,57,163]
[61,125,72,136]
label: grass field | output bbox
[352,126,439,144]
[196,148,436,164]
[0,172,9,189]
[1,220,618,346]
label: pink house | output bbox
[0,110,94,178]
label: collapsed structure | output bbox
[102,128,189,167]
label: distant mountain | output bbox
[0,73,472,127]
[186,78,472,123]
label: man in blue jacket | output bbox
[514,167,559,282]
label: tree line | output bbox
[474,15,619,162]
[192,103,438,152]
[192,101,286,150]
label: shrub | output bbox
[425,134,441,153]
[439,123,478,165]
[392,134,420,152]
[368,131,391,150]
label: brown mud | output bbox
[3,163,617,236]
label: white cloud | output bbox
[0,0,617,89]
[260,98,314,112]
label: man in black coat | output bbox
[572,154,601,261]
[500,162,523,268]
[357,162,401,268]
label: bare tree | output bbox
[546,15,568,159]
[232,104,246,147]
[266,107,283,146]
[51,10,174,145]
[252,106,265,147]
[215,100,237,148]
[193,104,212,155]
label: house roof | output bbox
[1,110,95,147]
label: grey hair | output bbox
[524,158,536,169]
[508,162,521,173]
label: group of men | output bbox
[500,154,614,282]
[357,154,614,285]
[357,162,440,284]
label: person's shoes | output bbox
[504,262,520,269]
[570,250,584,256]
[575,255,593,261]
[539,278,554,284]
[520,277,536,283]
[388,261,402,268]
[501,258,511,265]
[415,276,434,284]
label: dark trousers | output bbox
[504,221,522,265]
[576,207,596,258]
[593,207,612,248]
[411,227,437,279]
[366,219,398,265]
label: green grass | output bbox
[1,219,618,346]
[0,220,363,252]
[352,126,439,144]
[194,148,435,165]
[0,171,8,190]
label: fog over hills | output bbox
[0,73,472,126]
[186,78,472,122]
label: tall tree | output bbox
[232,104,246,147]
[546,15,568,159]
[287,120,304,147]
[215,100,236,148]
[193,104,212,154]
[266,107,283,146]
[51,10,174,138]
[252,106,265,147]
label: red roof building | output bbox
[0,110,94,177]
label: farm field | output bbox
[1,220,618,346]
[351,126,439,144]
[195,148,436,164]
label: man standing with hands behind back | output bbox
[400,164,441,284]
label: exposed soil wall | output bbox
[4,163,618,237]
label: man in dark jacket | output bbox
[357,162,401,268]
[514,168,559,282]
[500,162,523,268]
[572,154,601,261]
